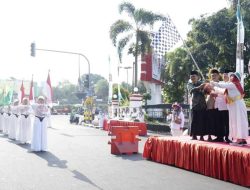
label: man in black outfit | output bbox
[187,70,207,141]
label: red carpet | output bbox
[143,136,250,187]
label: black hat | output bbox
[190,70,199,75]
[224,69,233,73]
[219,68,233,73]
[210,68,219,74]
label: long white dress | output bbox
[8,105,20,140]
[170,111,185,136]
[0,107,4,132]
[31,104,49,151]
[211,81,249,140]
[2,106,11,135]
[18,105,32,144]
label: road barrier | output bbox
[108,126,140,155]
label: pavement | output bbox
[0,115,248,190]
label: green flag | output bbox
[3,86,13,105]
[0,89,4,106]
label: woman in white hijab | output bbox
[170,102,185,136]
[18,97,33,144]
[0,106,4,132]
[8,99,20,140]
[2,106,11,135]
[31,96,49,151]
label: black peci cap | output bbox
[190,70,199,75]
[219,68,233,74]
[210,68,219,74]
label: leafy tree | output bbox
[80,73,106,94]
[137,80,147,94]
[53,81,79,104]
[163,48,192,103]
[112,84,129,106]
[120,81,132,93]
[162,1,250,102]
[95,79,109,101]
[110,2,165,87]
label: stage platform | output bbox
[143,136,250,187]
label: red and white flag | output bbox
[18,80,25,103]
[29,76,34,104]
[42,71,53,104]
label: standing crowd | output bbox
[187,69,249,145]
[0,96,50,151]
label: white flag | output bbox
[151,15,181,57]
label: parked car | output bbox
[52,105,71,115]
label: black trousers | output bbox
[190,110,206,136]
[216,110,229,137]
[205,109,218,136]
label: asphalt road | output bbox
[0,115,248,190]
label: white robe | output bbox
[211,81,249,139]
[0,112,4,132]
[31,104,49,151]
[170,111,185,136]
[3,112,11,135]
[18,105,32,143]
[8,106,20,140]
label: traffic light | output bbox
[84,75,89,88]
[31,42,36,57]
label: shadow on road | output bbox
[0,134,8,138]
[17,143,30,150]
[60,133,75,137]
[71,170,104,190]
[33,151,68,168]
[32,151,104,189]
[116,153,144,161]
[48,127,59,130]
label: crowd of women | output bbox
[0,96,50,151]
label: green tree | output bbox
[53,81,79,104]
[80,73,106,94]
[110,2,165,87]
[163,1,250,102]
[95,79,109,102]
[112,84,129,106]
[120,81,132,93]
[163,48,191,103]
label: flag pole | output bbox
[236,0,244,87]
[181,38,205,80]
[166,14,205,80]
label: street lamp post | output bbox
[30,43,91,95]
[123,66,132,91]
[119,65,132,91]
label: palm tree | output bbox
[110,2,165,87]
